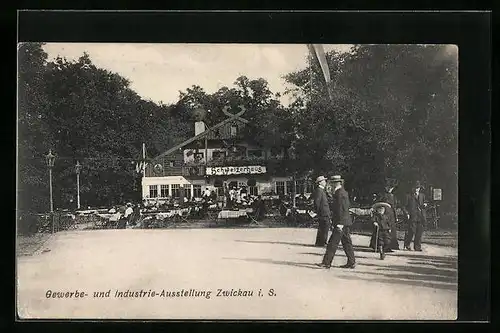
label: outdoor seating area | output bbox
[27,193,319,231]
[22,190,442,235]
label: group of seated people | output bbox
[106,202,139,228]
[137,188,315,222]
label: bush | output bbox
[17,212,41,236]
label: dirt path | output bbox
[17,228,457,320]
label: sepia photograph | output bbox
[16,42,459,320]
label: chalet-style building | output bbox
[141,107,314,202]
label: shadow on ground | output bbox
[408,259,457,270]
[223,257,330,270]
[226,241,457,292]
[359,262,457,282]
[334,272,457,291]
[225,256,457,291]
[234,240,321,248]
[297,246,389,255]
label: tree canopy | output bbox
[284,44,458,205]
[18,43,457,214]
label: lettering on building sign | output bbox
[206,166,266,176]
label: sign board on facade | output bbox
[206,165,266,176]
[433,188,442,201]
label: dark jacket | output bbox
[373,212,391,230]
[332,187,351,226]
[380,191,396,208]
[313,186,331,218]
[405,191,427,222]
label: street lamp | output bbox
[75,161,82,210]
[45,150,56,213]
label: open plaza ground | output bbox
[16,227,457,320]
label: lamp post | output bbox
[45,150,56,213]
[45,150,56,234]
[75,161,82,209]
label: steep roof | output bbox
[152,111,249,161]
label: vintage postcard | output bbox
[16,42,459,320]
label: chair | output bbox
[106,215,121,229]
[207,206,221,224]
[246,207,260,225]
[36,214,52,233]
[425,204,439,229]
[179,207,191,223]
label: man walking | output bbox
[313,176,331,247]
[403,181,427,251]
[317,175,356,269]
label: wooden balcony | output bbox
[146,155,291,178]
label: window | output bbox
[248,150,263,158]
[160,184,169,197]
[171,184,180,198]
[249,186,258,196]
[286,181,294,195]
[149,185,158,198]
[212,151,226,161]
[296,180,305,194]
[170,160,182,167]
[230,124,238,137]
[194,152,204,162]
[183,185,191,199]
[193,185,202,198]
[275,181,285,195]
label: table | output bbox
[217,210,250,219]
[349,207,372,216]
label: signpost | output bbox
[432,188,442,201]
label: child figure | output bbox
[372,202,392,260]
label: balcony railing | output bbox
[146,154,302,177]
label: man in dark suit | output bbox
[403,181,427,251]
[313,176,331,246]
[317,175,356,269]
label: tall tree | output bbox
[284,45,458,208]
[18,42,52,212]
[18,46,189,210]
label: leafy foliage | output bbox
[284,44,458,209]
[18,44,189,210]
[18,43,458,215]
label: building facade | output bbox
[141,109,314,202]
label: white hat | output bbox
[372,202,392,210]
[315,176,327,183]
[330,175,344,183]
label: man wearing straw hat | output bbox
[312,175,331,246]
[317,175,356,269]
